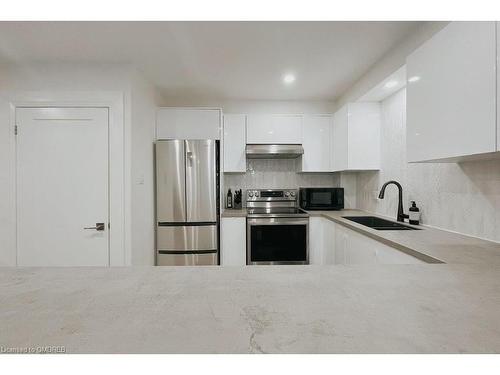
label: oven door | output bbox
[247,217,309,265]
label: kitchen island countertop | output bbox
[2,264,500,353]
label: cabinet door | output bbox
[375,243,424,264]
[331,106,348,171]
[309,217,326,265]
[223,114,246,172]
[301,115,332,172]
[323,220,336,265]
[345,227,377,265]
[334,224,347,264]
[157,108,221,140]
[221,217,246,266]
[407,21,496,162]
[246,114,302,144]
[347,103,380,170]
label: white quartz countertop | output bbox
[2,265,500,353]
[221,209,247,217]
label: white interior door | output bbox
[16,107,109,266]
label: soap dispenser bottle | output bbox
[409,201,420,225]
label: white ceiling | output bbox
[0,21,422,101]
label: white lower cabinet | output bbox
[309,217,324,264]
[310,217,424,265]
[221,217,246,266]
[323,220,336,265]
[375,243,423,264]
[333,223,347,264]
[309,217,337,265]
[340,223,423,265]
[343,225,378,264]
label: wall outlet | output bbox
[136,174,145,185]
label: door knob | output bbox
[84,223,105,231]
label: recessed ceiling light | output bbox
[283,73,296,84]
[408,76,421,83]
[384,80,398,89]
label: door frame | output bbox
[9,91,127,266]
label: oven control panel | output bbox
[246,189,297,201]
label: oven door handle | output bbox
[247,218,309,225]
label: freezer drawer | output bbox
[157,225,217,251]
[157,252,217,266]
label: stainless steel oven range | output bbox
[246,189,309,265]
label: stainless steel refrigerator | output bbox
[155,139,220,266]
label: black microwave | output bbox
[299,187,344,210]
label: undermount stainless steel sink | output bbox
[342,216,421,231]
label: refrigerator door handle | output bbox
[186,151,193,167]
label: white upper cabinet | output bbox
[406,22,497,162]
[300,115,332,172]
[331,106,348,171]
[157,108,221,140]
[331,103,381,172]
[246,114,302,144]
[223,114,246,173]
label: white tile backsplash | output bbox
[224,159,339,193]
[356,88,500,242]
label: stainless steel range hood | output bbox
[246,144,304,159]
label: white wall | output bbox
[0,63,158,266]
[356,88,500,242]
[129,71,158,265]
